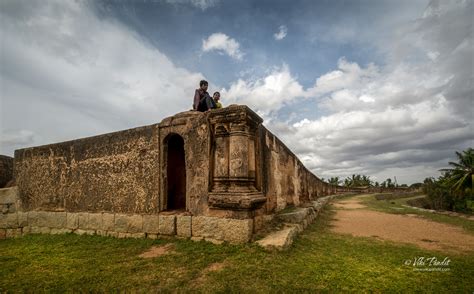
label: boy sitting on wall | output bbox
[193,80,216,112]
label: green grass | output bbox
[357,194,474,234]
[1,205,473,292]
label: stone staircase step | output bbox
[256,225,298,250]
[256,194,349,250]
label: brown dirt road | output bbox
[331,196,474,253]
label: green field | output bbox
[1,197,473,292]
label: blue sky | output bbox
[1,0,473,184]
[97,0,423,87]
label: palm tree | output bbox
[361,175,373,187]
[343,174,373,187]
[440,148,474,195]
[344,178,352,187]
[328,177,340,185]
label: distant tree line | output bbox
[326,175,411,188]
[324,148,473,212]
[323,148,474,212]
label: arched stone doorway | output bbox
[165,134,186,211]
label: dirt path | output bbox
[330,196,474,253]
[139,243,175,258]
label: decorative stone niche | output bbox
[208,105,266,210]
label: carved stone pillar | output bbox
[208,105,265,210]
[227,121,257,192]
[212,124,229,192]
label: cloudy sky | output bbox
[0,0,472,184]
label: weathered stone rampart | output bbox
[3,105,361,243]
[261,128,336,213]
[14,124,161,214]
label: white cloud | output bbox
[231,1,473,184]
[0,130,35,147]
[166,0,219,10]
[202,33,243,60]
[221,64,304,114]
[274,25,288,40]
[0,0,205,155]
[306,58,379,98]
[0,0,471,186]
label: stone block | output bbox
[30,226,51,234]
[176,215,191,237]
[77,213,89,229]
[66,213,79,229]
[192,216,253,243]
[29,226,39,234]
[101,213,115,231]
[159,215,176,235]
[0,187,18,204]
[7,204,16,213]
[287,223,303,233]
[48,212,66,228]
[0,213,18,228]
[29,211,66,228]
[204,238,223,245]
[143,215,160,234]
[254,215,274,232]
[277,208,309,224]
[87,213,102,230]
[221,218,253,243]
[256,226,298,250]
[130,233,145,239]
[312,198,327,211]
[127,215,143,233]
[22,226,31,234]
[302,219,309,228]
[147,233,158,240]
[6,228,22,238]
[192,216,219,240]
[27,211,42,227]
[1,204,8,214]
[28,211,40,227]
[191,236,204,242]
[18,212,28,227]
[114,214,128,232]
[114,214,143,233]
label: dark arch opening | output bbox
[166,134,186,211]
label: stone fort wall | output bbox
[14,124,161,214]
[261,128,335,214]
[3,105,349,242]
